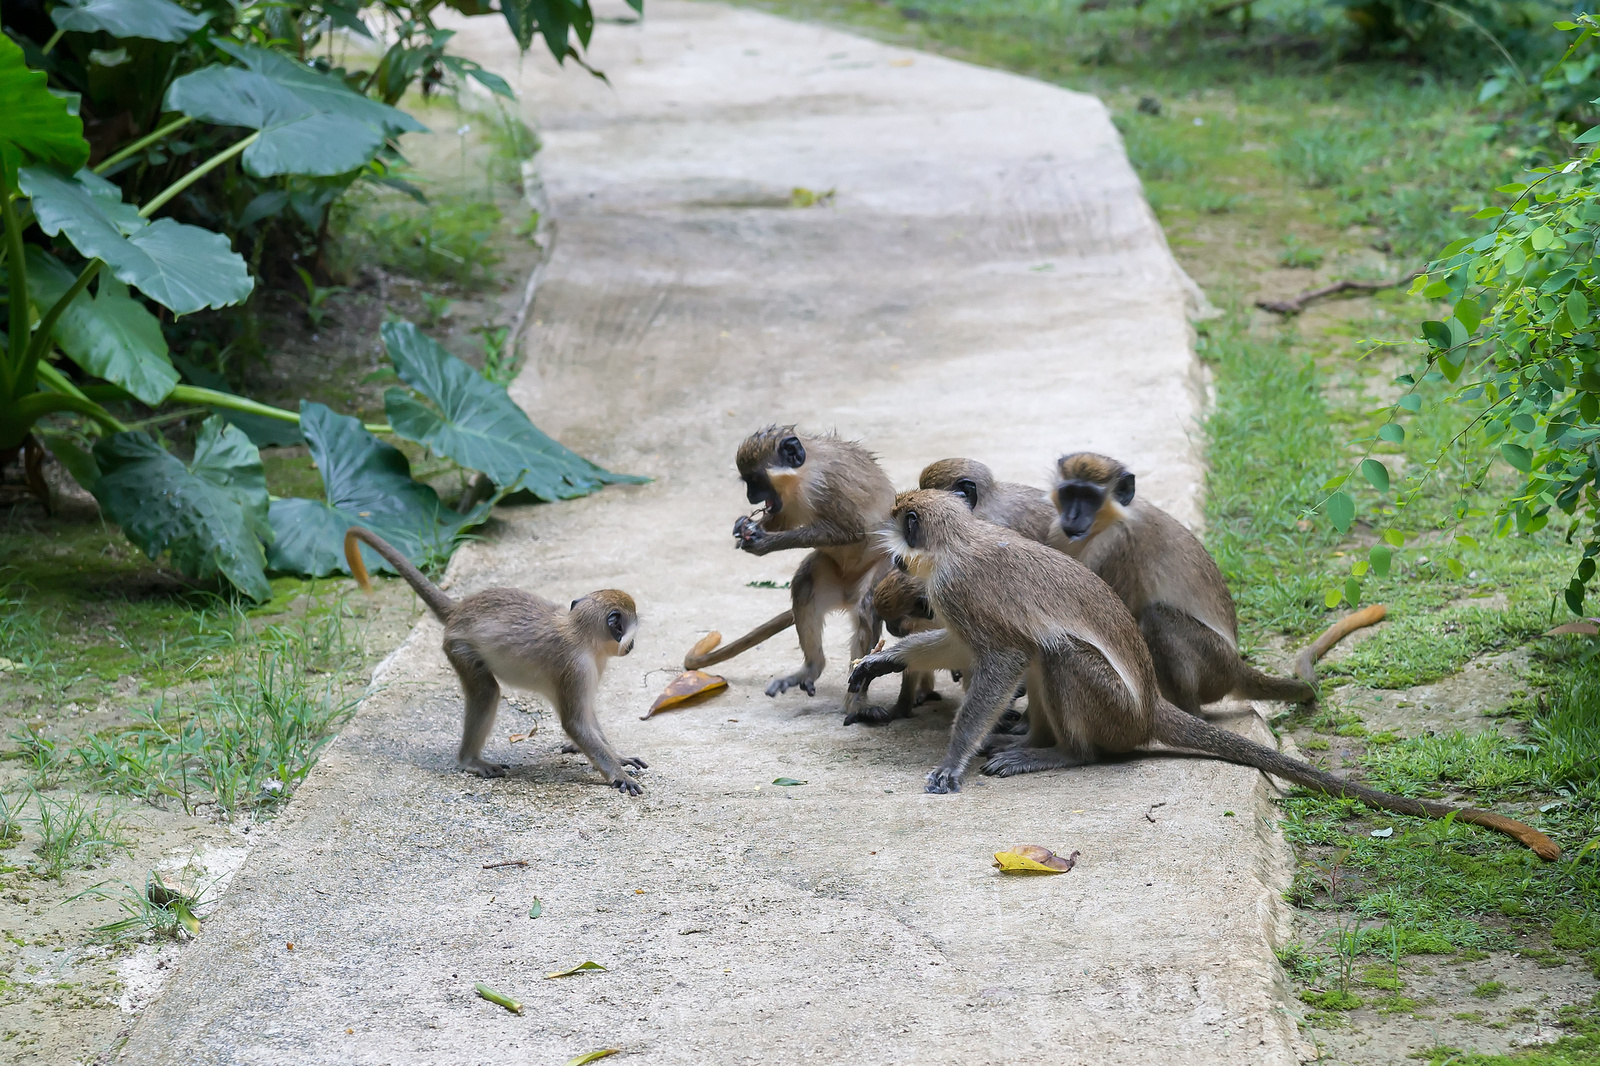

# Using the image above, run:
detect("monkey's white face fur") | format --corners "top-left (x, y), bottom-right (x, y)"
top-left (875, 522), bottom-right (934, 580)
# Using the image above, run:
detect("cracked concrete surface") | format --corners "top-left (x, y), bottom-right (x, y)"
top-left (121, 3), bottom-right (1310, 1061)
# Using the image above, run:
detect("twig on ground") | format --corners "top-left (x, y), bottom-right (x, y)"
top-left (482, 859), bottom-right (528, 870)
top-left (1256, 272), bottom-right (1421, 316)
top-left (1146, 801), bottom-right (1167, 824)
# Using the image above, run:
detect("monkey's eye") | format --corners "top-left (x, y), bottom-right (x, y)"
top-left (903, 510), bottom-right (920, 548)
top-left (952, 479), bottom-right (977, 508)
top-left (777, 436), bottom-right (806, 468)
top-left (606, 610), bottom-right (626, 642)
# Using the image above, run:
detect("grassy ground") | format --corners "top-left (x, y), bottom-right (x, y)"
top-left (738, 0), bottom-right (1598, 1060)
top-left (0, 92), bottom-right (540, 1064)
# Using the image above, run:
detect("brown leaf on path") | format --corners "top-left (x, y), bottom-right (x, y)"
top-left (993, 845), bottom-right (1080, 874)
top-left (641, 670), bottom-right (727, 719)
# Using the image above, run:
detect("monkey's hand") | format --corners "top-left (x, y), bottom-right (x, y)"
top-left (843, 702), bottom-right (912, 726)
top-left (847, 653), bottom-right (905, 693)
top-left (609, 773), bottom-right (644, 796)
top-left (924, 767), bottom-right (963, 794)
top-left (733, 515), bottom-right (775, 555)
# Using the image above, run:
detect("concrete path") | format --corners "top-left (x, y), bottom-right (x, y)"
top-left (123, 4), bottom-right (1307, 1062)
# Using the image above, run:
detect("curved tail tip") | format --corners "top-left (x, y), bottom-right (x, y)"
top-left (683, 631), bottom-right (722, 669)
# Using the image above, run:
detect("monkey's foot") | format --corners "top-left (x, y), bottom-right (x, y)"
top-left (993, 707), bottom-right (1027, 735)
top-left (924, 767), bottom-right (963, 794)
top-left (460, 756), bottom-right (508, 778)
top-left (620, 755), bottom-right (649, 769)
top-left (608, 774), bottom-right (644, 796)
top-left (559, 742), bottom-right (579, 754)
top-left (981, 747), bottom-right (1077, 777)
top-left (978, 733), bottom-right (1024, 756)
top-left (843, 703), bottom-right (911, 727)
top-left (765, 671), bottom-right (817, 697)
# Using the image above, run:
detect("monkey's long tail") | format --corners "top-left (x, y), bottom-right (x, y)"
top-left (1293, 604), bottom-right (1388, 685)
top-left (1150, 700), bottom-right (1560, 860)
top-left (343, 527), bottom-right (457, 623)
top-left (683, 610), bottom-right (794, 670)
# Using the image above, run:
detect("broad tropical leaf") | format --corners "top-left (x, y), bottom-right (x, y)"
top-left (92, 420), bottom-right (271, 600)
top-left (380, 320), bottom-right (645, 498)
top-left (0, 35), bottom-right (88, 184)
top-left (50, 0), bottom-right (208, 42)
top-left (165, 45), bottom-right (424, 178)
top-left (27, 247), bottom-right (177, 405)
top-left (266, 402), bottom-right (494, 578)
top-left (20, 165), bottom-right (253, 314)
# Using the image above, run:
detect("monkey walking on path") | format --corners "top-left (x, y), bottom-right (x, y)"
top-left (1049, 452), bottom-right (1384, 713)
top-left (848, 492), bottom-right (1560, 860)
top-left (344, 528), bottom-right (648, 793)
top-left (682, 426), bottom-right (896, 721)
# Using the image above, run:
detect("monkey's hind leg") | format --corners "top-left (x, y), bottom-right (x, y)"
top-left (1141, 604), bottom-right (1233, 715)
top-left (839, 577), bottom-right (887, 720)
top-left (766, 552), bottom-right (841, 698)
top-left (445, 640), bottom-right (507, 778)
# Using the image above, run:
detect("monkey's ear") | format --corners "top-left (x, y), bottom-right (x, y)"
top-left (1113, 472), bottom-right (1136, 506)
top-left (952, 479), bottom-right (978, 508)
top-left (777, 436), bottom-right (806, 468)
top-left (571, 598), bottom-right (582, 610)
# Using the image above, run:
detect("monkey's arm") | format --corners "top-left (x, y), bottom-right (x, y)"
top-left (927, 649), bottom-right (1029, 793)
top-left (734, 515), bottom-right (864, 556)
top-left (847, 629), bottom-right (968, 690)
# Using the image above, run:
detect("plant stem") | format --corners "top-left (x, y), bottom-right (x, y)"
top-left (1, 181), bottom-right (29, 400)
top-left (125, 408), bottom-right (209, 430)
top-left (41, 28), bottom-right (64, 54)
top-left (23, 260), bottom-right (102, 388)
top-left (139, 131), bottom-right (261, 219)
top-left (95, 116), bottom-right (195, 175)
top-left (167, 386), bottom-right (393, 434)
top-left (33, 362), bottom-right (129, 430)
top-left (14, 389), bottom-right (125, 435)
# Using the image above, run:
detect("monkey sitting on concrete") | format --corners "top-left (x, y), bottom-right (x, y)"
top-left (344, 528), bottom-right (647, 793)
top-left (919, 457), bottom-right (1055, 543)
top-left (1048, 452), bottom-right (1341, 714)
top-left (847, 492), bottom-right (1559, 860)
top-left (844, 568), bottom-right (945, 725)
top-left (682, 426), bottom-right (895, 721)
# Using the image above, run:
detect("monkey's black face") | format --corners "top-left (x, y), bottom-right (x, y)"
top-left (1055, 483), bottom-right (1104, 540)
top-left (950, 478), bottom-right (978, 509)
top-left (742, 470), bottom-right (781, 514)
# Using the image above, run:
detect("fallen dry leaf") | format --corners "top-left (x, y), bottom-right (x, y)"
top-left (546, 960), bottom-right (607, 979)
top-left (563, 1051), bottom-right (620, 1066)
top-left (508, 730), bottom-right (536, 744)
top-left (641, 670), bottom-right (728, 719)
top-left (993, 845), bottom-right (1080, 874)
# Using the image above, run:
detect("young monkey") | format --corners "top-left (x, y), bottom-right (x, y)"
top-left (919, 458), bottom-right (1055, 543)
top-left (683, 426), bottom-right (895, 720)
top-left (845, 568), bottom-right (944, 725)
top-left (848, 492), bottom-right (1559, 860)
top-left (1048, 452), bottom-right (1328, 714)
top-left (344, 528), bottom-right (648, 793)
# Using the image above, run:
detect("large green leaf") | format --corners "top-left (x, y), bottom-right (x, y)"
top-left (27, 247), bottom-right (177, 404)
top-left (380, 320), bottom-right (645, 499)
top-left (19, 165), bottom-right (253, 314)
top-left (0, 35), bottom-right (88, 184)
top-left (50, 0), bottom-right (208, 42)
top-left (92, 418), bottom-right (271, 600)
top-left (164, 45), bottom-right (424, 178)
top-left (266, 402), bottom-right (494, 578)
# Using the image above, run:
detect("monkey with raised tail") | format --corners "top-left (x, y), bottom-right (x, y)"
top-left (919, 457), bottom-right (1055, 543)
top-left (1048, 452), bottom-right (1362, 713)
top-left (847, 491), bottom-right (1559, 860)
top-left (682, 426), bottom-right (896, 721)
top-left (344, 528), bottom-right (648, 793)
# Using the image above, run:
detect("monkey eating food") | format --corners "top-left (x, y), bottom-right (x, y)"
top-left (682, 426), bottom-right (895, 721)
top-left (344, 527), bottom-right (648, 793)
top-left (847, 491), bottom-right (1559, 860)
top-left (1048, 452), bottom-right (1376, 713)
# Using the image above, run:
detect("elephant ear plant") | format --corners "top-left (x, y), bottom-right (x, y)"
top-left (1, 33), bottom-right (641, 601)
